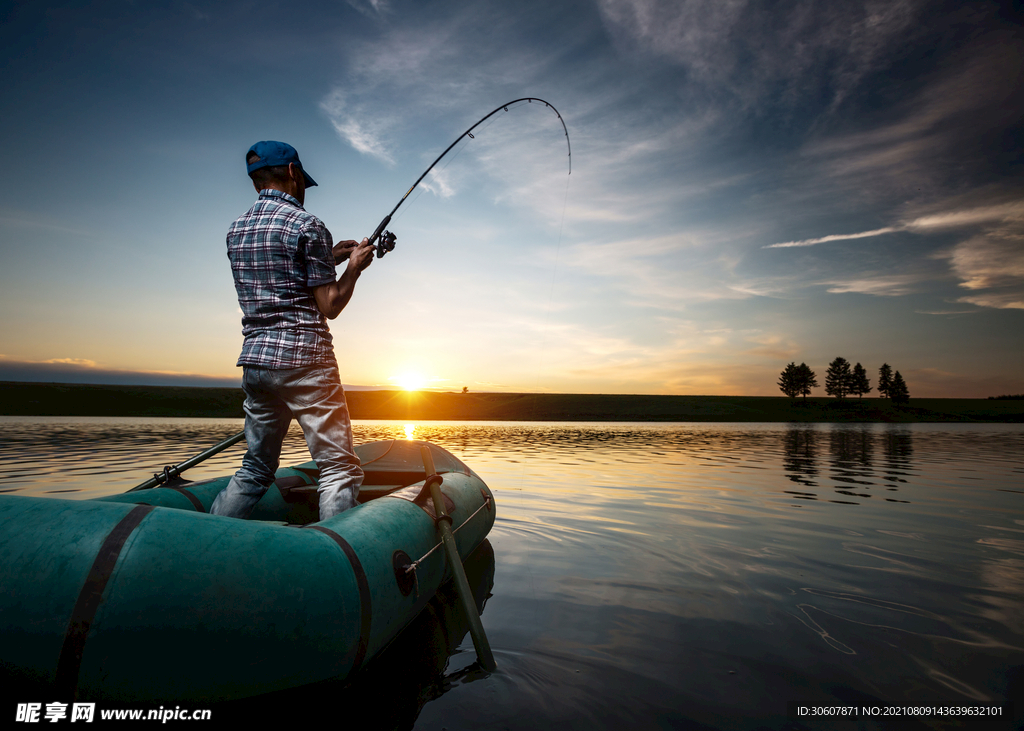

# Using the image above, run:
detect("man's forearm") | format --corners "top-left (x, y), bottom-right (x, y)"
top-left (314, 265), bottom-right (361, 319)
top-left (316, 238), bottom-right (373, 318)
top-left (333, 265), bottom-right (361, 314)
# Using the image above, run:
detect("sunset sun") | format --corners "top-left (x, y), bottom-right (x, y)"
top-left (392, 372), bottom-right (427, 391)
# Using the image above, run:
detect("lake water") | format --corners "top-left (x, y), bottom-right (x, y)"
top-left (1, 417), bottom-right (1022, 729)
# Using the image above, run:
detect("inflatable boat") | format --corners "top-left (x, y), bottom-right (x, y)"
top-left (0, 439), bottom-right (495, 702)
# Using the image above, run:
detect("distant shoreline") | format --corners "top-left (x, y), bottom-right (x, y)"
top-left (2, 382), bottom-right (1022, 423)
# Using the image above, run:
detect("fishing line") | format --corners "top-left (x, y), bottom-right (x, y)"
top-left (513, 156), bottom-right (572, 496)
top-left (359, 98), bottom-right (573, 504)
top-left (365, 97), bottom-right (571, 258)
top-left (392, 145), bottom-right (469, 221)
top-left (390, 112), bottom-right (505, 225)
top-left (390, 144), bottom-right (468, 224)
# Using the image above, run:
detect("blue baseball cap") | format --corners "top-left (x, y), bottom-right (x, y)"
top-left (245, 141), bottom-right (318, 187)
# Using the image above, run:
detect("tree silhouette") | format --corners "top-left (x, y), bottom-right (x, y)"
top-left (850, 362), bottom-right (872, 398)
top-left (890, 371), bottom-right (910, 405)
top-left (779, 362), bottom-right (818, 402)
top-left (778, 363), bottom-right (802, 400)
top-left (878, 363), bottom-right (893, 399)
top-left (797, 363), bottom-right (818, 401)
top-left (825, 357), bottom-right (852, 399)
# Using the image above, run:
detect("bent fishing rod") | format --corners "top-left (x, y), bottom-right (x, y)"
top-left (362, 97), bottom-right (571, 259)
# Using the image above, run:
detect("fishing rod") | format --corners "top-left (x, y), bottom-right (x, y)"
top-left (363, 97), bottom-right (571, 259)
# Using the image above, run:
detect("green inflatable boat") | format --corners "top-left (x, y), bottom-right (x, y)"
top-left (0, 439), bottom-right (495, 702)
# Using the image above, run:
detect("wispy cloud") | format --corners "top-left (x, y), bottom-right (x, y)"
top-left (315, 2), bottom-right (728, 235)
top-left (956, 292), bottom-right (1024, 310)
top-left (553, 232), bottom-right (755, 310)
top-left (823, 274), bottom-right (926, 297)
top-left (911, 202), bottom-right (1024, 231)
top-left (947, 232), bottom-right (1024, 291)
top-left (798, 41), bottom-right (1023, 196)
top-left (764, 201), bottom-right (1024, 248)
top-left (597, 0), bottom-right (922, 111)
top-left (914, 309), bottom-right (978, 316)
top-left (765, 227), bottom-right (900, 249)
top-left (319, 89), bottom-right (395, 164)
top-left (479, 313), bottom-right (808, 394)
top-left (0, 356), bottom-right (241, 387)
top-left (941, 228), bottom-right (1024, 310)
top-left (764, 198), bottom-right (1024, 308)
top-left (345, 0), bottom-right (390, 18)
top-left (418, 168), bottom-right (455, 199)
top-left (43, 357), bottom-right (97, 367)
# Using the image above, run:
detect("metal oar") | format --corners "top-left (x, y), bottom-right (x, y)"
top-left (420, 446), bottom-right (497, 672)
top-left (127, 430), bottom-right (246, 492)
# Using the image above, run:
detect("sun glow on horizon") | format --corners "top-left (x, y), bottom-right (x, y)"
top-left (392, 372), bottom-right (428, 391)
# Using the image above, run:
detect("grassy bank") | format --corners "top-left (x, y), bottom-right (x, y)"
top-left (2, 382), bottom-right (1023, 422)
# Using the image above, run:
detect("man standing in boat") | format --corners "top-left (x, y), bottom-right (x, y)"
top-left (211, 141), bottom-right (375, 520)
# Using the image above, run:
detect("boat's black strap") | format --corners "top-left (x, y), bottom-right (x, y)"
top-left (164, 487), bottom-right (205, 512)
top-left (55, 504), bottom-right (154, 698)
top-left (307, 526), bottom-right (372, 673)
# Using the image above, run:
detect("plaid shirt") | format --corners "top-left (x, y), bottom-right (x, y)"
top-left (228, 190), bottom-right (338, 368)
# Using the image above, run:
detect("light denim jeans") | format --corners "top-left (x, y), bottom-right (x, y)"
top-left (210, 364), bottom-right (363, 521)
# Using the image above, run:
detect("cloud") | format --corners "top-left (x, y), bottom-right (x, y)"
top-left (909, 202), bottom-right (1024, 231)
top-left (0, 356), bottom-right (241, 388)
top-left (914, 210), bottom-right (1024, 310)
top-left (765, 201), bottom-right (1024, 248)
top-left (823, 274), bottom-right (925, 297)
top-left (942, 229), bottom-right (1024, 310)
top-left (43, 357), bottom-right (97, 367)
top-left (947, 232), bottom-right (1024, 291)
top-left (552, 232), bottom-right (756, 310)
top-left (955, 292), bottom-right (1024, 310)
top-left (315, 2), bottom-right (729, 235)
top-left (317, 16), bottom-right (513, 164)
top-left (763, 199), bottom-right (1024, 308)
top-left (319, 89), bottom-right (395, 164)
top-left (750, 30), bottom-right (1024, 314)
top-left (472, 105), bottom-right (721, 228)
top-left (799, 40), bottom-right (1023, 196)
top-left (418, 168), bottom-right (455, 199)
top-left (596, 0), bottom-right (922, 110)
top-left (488, 313), bottom-right (807, 394)
top-left (765, 227), bottom-right (900, 249)
top-left (741, 333), bottom-right (802, 360)
top-left (345, 0), bottom-right (390, 18)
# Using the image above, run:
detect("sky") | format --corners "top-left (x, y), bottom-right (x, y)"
top-left (0, 0), bottom-right (1021, 397)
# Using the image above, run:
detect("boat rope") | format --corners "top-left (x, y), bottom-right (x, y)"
top-left (404, 493), bottom-right (493, 598)
top-left (358, 439), bottom-right (398, 467)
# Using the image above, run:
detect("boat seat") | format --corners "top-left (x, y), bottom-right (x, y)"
top-left (276, 473), bottom-right (416, 505)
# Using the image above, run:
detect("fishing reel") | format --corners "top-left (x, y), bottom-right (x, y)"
top-left (376, 230), bottom-right (397, 258)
